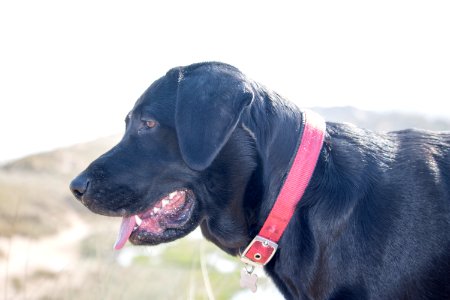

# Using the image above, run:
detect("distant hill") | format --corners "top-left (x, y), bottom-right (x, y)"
top-left (0, 135), bottom-right (119, 238)
top-left (3, 135), bottom-right (120, 176)
top-left (312, 106), bottom-right (450, 131)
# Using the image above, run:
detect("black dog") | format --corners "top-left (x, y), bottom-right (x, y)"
top-left (70, 62), bottom-right (450, 299)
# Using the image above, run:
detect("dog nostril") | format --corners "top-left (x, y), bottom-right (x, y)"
top-left (72, 188), bottom-right (84, 199)
top-left (70, 175), bottom-right (90, 200)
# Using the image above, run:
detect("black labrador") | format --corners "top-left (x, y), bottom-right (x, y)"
top-left (70, 62), bottom-right (450, 299)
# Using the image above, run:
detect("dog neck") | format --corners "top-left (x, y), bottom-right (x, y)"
top-left (240, 108), bottom-right (325, 267)
top-left (242, 85), bottom-right (309, 227)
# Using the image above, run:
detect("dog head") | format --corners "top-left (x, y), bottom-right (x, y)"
top-left (70, 62), bottom-right (259, 254)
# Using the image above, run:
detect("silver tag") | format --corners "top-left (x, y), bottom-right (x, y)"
top-left (240, 267), bottom-right (258, 292)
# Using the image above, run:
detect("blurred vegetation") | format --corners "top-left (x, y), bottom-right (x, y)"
top-left (0, 107), bottom-right (449, 299)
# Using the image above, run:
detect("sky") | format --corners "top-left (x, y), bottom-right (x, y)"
top-left (0, 0), bottom-right (449, 162)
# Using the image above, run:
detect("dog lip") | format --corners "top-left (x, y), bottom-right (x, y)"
top-left (117, 189), bottom-right (189, 217)
top-left (139, 189), bottom-right (188, 219)
top-left (118, 208), bottom-right (127, 216)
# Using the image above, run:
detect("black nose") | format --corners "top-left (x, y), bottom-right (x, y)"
top-left (70, 174), bottom-right (90, 200)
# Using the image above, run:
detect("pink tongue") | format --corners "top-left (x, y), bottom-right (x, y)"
top-left (114, 216), bottom-right (136, 250)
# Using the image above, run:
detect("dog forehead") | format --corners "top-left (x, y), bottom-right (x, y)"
top-left (131, 74), bottom-right (178, 117)
top-left (130, 81), bottom-right (177, 126)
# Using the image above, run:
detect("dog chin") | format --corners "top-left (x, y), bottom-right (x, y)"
top-left (128, 225), bottom-right (196, 246)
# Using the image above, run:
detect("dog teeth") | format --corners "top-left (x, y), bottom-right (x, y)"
top-left (169, 192), bottom-right (177, 200)
top-left (162, 199), bottom-right (170, 207)
top-left (153, 207), bottom-right (160, 213)
top-left (135, 215), bottom-right (142, 226)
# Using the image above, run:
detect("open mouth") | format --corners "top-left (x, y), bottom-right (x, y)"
top-left (113, 189), bottom-right (195, 250)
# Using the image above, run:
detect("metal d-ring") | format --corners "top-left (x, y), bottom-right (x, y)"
top-left (244, 264), bottom-right (255, 274)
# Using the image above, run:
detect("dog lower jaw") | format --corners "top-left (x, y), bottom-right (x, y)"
top-left (114, 189), bottom-right (197, 249)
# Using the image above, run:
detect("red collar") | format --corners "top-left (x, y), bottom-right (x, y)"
top-left (240, 110), bottom-right (326, 266)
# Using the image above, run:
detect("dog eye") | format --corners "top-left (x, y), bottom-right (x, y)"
top-left (145, 120), bottom-right (158, 128)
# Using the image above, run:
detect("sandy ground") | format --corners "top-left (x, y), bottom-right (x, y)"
top-left (0, 214), bottom-right (284, 299)
top-left (0, 213), bottom-right (88, 298)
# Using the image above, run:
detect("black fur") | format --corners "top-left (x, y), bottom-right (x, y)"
top-left (70, 62), bottom-right (450, 299)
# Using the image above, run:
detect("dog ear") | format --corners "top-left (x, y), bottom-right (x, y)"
top-left (175, 64), bottom-right (254, 171)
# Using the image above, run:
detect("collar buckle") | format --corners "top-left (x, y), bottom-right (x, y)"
top-left (240, 235), bottom-right (278, 267)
